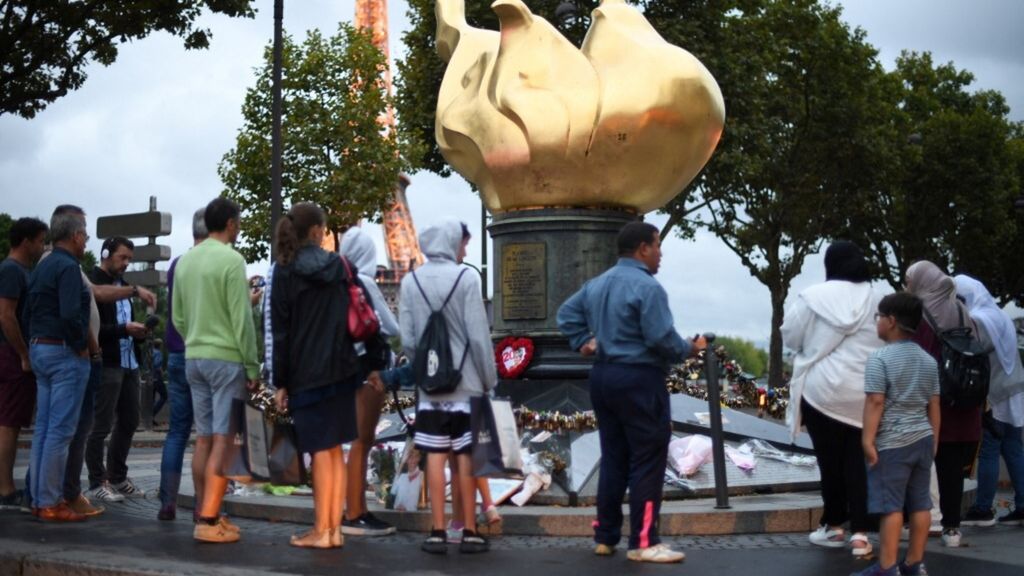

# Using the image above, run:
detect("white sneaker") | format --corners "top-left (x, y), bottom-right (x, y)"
top-left (111, 478), bottom-right (145, 498)
top-left (89, 482), bottom-right (126, 503)
top-left (808, 525), bottom-right (846, 548)
top-left (627, 544), bottom-right (686, 563)
top-left (941, 528), bottom-right (961, 548)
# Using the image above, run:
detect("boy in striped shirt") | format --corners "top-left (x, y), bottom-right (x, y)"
top-left (855, 293), bottom-right (940, 576)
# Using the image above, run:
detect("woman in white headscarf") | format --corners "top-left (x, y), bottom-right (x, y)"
top-left (339, 227), bottom-right (400, 536)
top-left (905, 261), bottom-right (983, 547)
top-left (955, 274), bottom-right (1024, 527)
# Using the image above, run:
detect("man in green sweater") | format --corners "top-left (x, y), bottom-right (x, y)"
top-left (172, 197), bottom-right (259, 544)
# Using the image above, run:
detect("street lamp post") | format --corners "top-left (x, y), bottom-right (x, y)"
top-left (270, 0), bottom-right (284, 260)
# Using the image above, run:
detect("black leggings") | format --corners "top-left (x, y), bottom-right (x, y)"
top-left (935, 441), bottom-right (978, 529)
top-left (802, 399), bottom-right (877, 533)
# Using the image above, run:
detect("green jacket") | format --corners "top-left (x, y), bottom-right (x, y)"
top-left (172, 238), bottom-right (259, 379)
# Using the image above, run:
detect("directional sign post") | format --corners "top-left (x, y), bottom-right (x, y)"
top-left (96, 197), bottom-right (172, 431)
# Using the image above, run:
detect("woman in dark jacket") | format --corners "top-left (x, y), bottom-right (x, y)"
top-left (271, 202), bottom-right (362, 548)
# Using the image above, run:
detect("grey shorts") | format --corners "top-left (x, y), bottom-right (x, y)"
top-left (867, 435), bottom-right (934, 514)
top-left (185, 358), bottom-right (245, 437)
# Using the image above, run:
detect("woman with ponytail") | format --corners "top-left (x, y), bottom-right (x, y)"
top-left (270, 202), bottom-right (362, 548)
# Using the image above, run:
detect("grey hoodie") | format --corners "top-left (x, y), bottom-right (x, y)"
top-left (340, 228), bottom-right (400, 337)
top-left (399, 219), bottom-right (496, 401)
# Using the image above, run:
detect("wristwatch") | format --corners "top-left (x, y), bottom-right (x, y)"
top-left (131, 285), bottom-right (139, 298)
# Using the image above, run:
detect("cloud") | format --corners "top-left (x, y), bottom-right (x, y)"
top-left (1, 0), bottom-right (1020, 350)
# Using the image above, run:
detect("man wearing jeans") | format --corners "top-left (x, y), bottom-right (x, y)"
top-left (25, 205), bottom-right (92, 522)
top-left (0, 217), bottom-right (47, 511)
top-left (157, 207), bottom-right (207, 521)
top-left (86, 236), bottom-right (149, 501)
top-left (173, 198), bottom-right (259, 543)
top-left (558, 222), bottom-right (704, 563)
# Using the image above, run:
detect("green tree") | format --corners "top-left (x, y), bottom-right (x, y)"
top-left (716, 335), bottom-right (768, 378)
top-left (647, 0), bottom-right (891, 389)
top-left (0, 0), bottom-right (255, 118)
top-left (80, 249), bottom-right (96, 274)
top-left (0, 213), bottom-right (11, 256)
top-left (843, 52), bottom-right (1022, 305)
top-left (219, 24), bottom-right (410, 262)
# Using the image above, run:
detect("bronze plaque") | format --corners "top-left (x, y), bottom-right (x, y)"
top-left (501, 243), bottom-right (546, 320)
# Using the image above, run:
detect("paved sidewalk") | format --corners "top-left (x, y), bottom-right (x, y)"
top-left (5, 448), bottom-right (1024, 575)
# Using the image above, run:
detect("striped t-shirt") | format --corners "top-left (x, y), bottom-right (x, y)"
top-left (864, 340), bottom-right (940, 450)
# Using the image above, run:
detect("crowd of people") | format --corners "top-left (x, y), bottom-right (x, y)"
top-left (1, 203), bottom-right (1022, 570)
top-left (783, 241), bottom-right (1024, 576)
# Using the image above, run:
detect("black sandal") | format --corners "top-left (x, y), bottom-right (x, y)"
top-left (421, 529), bottom-right (448, 554)
top-left (459, 530), bottom-right (490, 554)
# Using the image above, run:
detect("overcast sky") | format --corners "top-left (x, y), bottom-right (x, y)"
top-left (1, 0), bottom-right (1021, 346)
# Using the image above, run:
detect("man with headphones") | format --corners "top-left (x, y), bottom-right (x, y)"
top-left (85, 236), bottom-right (150, 502)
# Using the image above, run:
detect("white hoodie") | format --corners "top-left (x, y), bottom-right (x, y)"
top-left (781, 280), bottom-right (883, 441)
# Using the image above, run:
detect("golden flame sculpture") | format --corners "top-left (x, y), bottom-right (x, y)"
top-left (435, 0), bottom-right (725, 214)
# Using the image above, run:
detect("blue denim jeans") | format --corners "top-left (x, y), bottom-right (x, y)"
top-left (63, 359), bottom-right (102, 501)
top-left (972, 419), bottom-right (1024, 511)
top-left (158, 353), bottom-right (193, 507)
top-left (28, 344), bottom-right (89, 508)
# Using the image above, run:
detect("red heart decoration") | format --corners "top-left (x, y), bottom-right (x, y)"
top-left (495, 336), bottom-right (535, 379)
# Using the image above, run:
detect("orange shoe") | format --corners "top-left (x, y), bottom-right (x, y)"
top-left (37, 502), bottom-right (87, 523)
top-left (67, 494), bottom-right (105, 517)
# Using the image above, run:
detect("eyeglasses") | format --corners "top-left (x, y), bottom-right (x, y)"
top-left (873, 313), bottom-right (890, 321)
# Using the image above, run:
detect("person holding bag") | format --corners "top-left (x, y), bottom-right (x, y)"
top-left (399, 220), bottom-right (496, 555)
top-left (270, 202), bottom-right (364, 549)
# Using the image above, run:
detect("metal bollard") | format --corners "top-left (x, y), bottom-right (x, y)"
top-left (703, 333), bottom-right (731, 509)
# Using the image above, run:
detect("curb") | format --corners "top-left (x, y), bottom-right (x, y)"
top-left (177, 491), bottom-right (827, 536)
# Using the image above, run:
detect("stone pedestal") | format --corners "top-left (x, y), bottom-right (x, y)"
top-left (489, 207), bottom-right (637, 381)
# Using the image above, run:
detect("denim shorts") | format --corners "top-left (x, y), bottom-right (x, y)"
top-left (185, 359), bottom-right (245, 437)
top-left (867, 435), bottom-right (934, 514)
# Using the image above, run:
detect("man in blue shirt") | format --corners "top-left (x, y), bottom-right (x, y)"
top-left (25, 205), bottom-right (92, 522)
top-left (558, 221), bottom-right (705, 563)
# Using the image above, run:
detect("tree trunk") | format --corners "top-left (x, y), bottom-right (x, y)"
top-left (768, 287), bottom-right (787, 391)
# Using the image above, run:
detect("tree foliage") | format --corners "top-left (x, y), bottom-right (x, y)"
top-left (0, 0), bottom-right (255, 118)
top-left (219, 24), bottom-right (409, 262)
top-left (646, 0), bottom-right (890, 389)
top-left (716, 335), bottom-right (768, 378)
top-left (842, 52), bottom-right (1023, 305)
top-left (0, 213), bottom-right (11, 257)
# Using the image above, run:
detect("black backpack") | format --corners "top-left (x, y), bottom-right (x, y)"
top-left (923, 307), bottom-right (991, 408)
top-left (412, 269), bottom-right (470, 395)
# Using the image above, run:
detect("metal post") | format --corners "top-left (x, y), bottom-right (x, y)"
top-left (480, 203), bottom-right (488, 299)
top-left (139, 196), bottom-right (157, 431)
top-left (269, 0), bottom-right (284, 260)
top-left (704, 333), bottom-right (731, 509)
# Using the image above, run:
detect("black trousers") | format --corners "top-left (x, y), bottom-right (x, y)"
top-left (935, 440), bottom-right (978, 529)
top-left (590, 362), bottom-right (671, 550)
top-left (802, 399), bottom-right (876, 533)
top-left (86, 367), bottom-right (140, 488)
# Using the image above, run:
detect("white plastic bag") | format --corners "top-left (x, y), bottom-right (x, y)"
top-left (669, 435), bottom-right (713, 476)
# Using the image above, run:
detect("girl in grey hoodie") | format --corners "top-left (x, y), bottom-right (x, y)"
top-left (339, 228), bottom-right (401, 536)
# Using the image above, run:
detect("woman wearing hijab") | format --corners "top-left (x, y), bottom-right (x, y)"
top-left (905, 261), bottom-right (983, 547)
top-left (782, 241), bottom-right (882, 556)
top-left (339, 227), bottom-right (401, 537)
top-left (955, 274), bottom-right (1024, 527)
